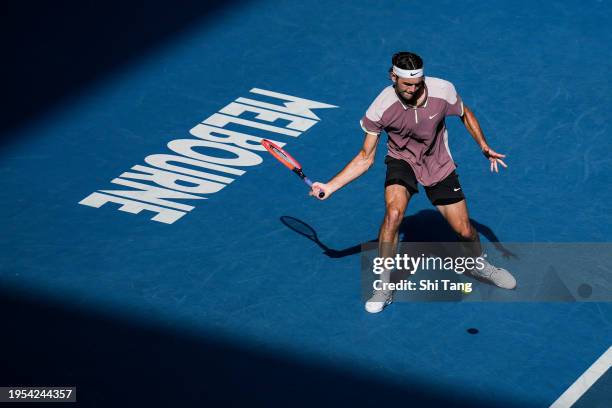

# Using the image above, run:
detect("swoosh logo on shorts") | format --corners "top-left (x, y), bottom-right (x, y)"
top-left (453, 187), bottom-right (461, 191)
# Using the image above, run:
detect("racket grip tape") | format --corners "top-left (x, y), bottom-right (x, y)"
top-left (304, 177), bottom-right (325, 198)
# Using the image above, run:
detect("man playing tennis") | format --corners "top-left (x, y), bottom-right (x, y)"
top-left (310, 51), bottom-right (516, 313)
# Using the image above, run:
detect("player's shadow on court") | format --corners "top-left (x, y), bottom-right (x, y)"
top-left (280, 210), bottom-right (516, 259)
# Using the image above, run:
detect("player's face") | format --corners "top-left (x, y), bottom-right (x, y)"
top-left (393, 75), bottom-right (425, 101)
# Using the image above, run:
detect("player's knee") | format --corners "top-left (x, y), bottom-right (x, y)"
top-left (384, 207), bottom-right (404, 229)
top-left (457, 222), bottom-right (474, 241)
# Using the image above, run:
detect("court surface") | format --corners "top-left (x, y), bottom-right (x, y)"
top-left (1, 0), bottom-right (611, 406)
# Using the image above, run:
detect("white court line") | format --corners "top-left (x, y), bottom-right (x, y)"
top-left (550, 346), bottom-right (612, 408)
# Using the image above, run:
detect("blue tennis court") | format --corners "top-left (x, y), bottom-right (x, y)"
top-left (1, 0), bottom-right (610, 406)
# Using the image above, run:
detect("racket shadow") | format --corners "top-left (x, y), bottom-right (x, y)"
top-left (280, 216), bottom-right (366, 258)
top-left (280, 210), bottom-right (517, 259)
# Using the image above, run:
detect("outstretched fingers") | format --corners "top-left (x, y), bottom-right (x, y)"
top-left (489, 158), bottom-right (508, 173)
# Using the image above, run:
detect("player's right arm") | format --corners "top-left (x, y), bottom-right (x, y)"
top-left (310, 132), bottom-right (379, 200)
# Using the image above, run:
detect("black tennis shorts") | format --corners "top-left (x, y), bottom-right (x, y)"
top-left (384, 156), bottom-right (465, 206)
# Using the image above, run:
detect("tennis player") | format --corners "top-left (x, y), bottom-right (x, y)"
top-left (310, 52), bottom-right (516, 313)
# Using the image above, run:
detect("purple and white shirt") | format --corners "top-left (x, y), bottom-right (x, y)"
top-left (360, 77), bottom-right (464, 186)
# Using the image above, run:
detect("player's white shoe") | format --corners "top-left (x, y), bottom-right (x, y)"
top-left (365, 290), bottom-right (393, 313)
top-left (469, 256), bottom-right (516, 289)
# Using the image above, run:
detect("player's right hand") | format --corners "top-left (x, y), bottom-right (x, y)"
top-left (310, 182), bottom-right (332, 200)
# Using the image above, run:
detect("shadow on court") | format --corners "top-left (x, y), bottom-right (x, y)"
top-left (1, 288), bottom-right (525, 407)
top-left (281, 209), bottom-right (516, 258)
top-left (0, 0), bottom-right (249, 141)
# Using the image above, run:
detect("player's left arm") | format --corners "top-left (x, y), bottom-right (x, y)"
top-left (460, 105), bottom-right (508, 173)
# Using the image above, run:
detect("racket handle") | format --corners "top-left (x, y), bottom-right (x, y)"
top-left (304, 177), bottom-right (326, 198)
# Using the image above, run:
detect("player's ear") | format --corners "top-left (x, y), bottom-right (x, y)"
top-left (390, 72), bottom-right (397, 84)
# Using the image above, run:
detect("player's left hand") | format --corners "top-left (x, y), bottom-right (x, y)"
top-left (482, 146), bottom-right (508, 173)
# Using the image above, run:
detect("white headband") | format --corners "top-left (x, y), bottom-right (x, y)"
top-left (392, 65), bottom-right (424, 78)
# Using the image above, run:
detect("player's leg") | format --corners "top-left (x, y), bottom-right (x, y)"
top-left (366, 157), bottom-right (417, 313)
top-left (436, 199), bottom-right (516, 289)
top-left (423, 171), bottom-right (480, 254)
top-left (435, 198), bottom-right (482, 258)
top-left (426, 172), bottom-right (516, 289)
top-left (378, 184), bottom-right (411, 261)
top-left (366, 184), bottom-right (411, 313)
top-left (378, 156), bottom-right (418, 252)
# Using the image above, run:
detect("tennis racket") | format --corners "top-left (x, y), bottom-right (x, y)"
top-left (261, 139), bottom-right (325, 198)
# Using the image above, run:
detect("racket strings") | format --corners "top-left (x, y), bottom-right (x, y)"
top-left (271, 146), bottom-right (299, 168)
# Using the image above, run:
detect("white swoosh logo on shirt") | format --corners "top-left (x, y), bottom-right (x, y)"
top-left (429, 113), bottom-right (439, 120)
